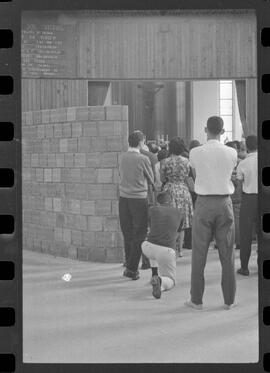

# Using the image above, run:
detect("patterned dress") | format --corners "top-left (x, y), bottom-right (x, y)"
top-left (160, 155), bottom-right (193, 229)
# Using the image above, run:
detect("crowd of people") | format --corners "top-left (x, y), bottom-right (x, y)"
top-left (118, 116), bottom-right (258, 310)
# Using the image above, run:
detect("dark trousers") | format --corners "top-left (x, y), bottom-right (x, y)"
top-left (119, 197), bottom-right (148, 272)
top-left (191, 196), bottom-right (236, 305)
top-left (239, 193), bottom-right (258, 270)
top-left (183, 228), bottom-right (192, 249)
top-left (184, 193), bottom-right (197, 250)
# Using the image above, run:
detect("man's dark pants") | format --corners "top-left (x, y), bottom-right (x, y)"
top-left (191, 195), bottom-right (236, 306)
top-left (119, 197), bottom-right (148, 272)
top-left (239, 193), bottom-right (258, 270)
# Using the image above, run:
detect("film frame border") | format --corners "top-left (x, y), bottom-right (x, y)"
top-left (0, 1), bottom-right (21, 372)
top-left (0, 0), bottom-right (269, 372)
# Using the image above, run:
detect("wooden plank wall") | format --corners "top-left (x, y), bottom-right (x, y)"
top-left (246, 78), bottom-right (258, 136)
top-left (111, 81), bottom-right (144, 134)
top-left (22, 10), bottom-right (256, 80)
top-left (22, 79), bottom-right (88, 112)
top-left (76, 11), bottom-right (256, 80)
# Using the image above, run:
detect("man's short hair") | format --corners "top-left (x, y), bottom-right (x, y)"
top-left (245, 135), bottom-right (257, 152)
top-left (156, 191), bottom-right (171, 204)
top-left (207, 116), bottom-right (224, 135)
top-left (128, 131), bottom-right (144, 147)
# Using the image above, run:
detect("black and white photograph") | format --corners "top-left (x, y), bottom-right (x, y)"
top-left (21, 9), bottom-right (258, 363)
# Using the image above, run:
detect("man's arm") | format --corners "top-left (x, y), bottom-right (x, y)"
top-left (142, 156), bottom-right (154, 187)
top-left (148, 152), bottom-right (157, 184)
top-left (141, 149), bottom-right (157, 184)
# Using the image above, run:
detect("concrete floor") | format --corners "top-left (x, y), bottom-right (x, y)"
top-left (23, 246), bottom-right (258, 363)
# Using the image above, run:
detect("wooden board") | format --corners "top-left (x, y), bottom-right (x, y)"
top-left (22, 79), bottom-right (88, 111)
top-left (22, 10), bottom-right (256, 80)
top-left (76, 11), bottom-right (257, 79)
top-left (22, 14), bottom-right (77, 78)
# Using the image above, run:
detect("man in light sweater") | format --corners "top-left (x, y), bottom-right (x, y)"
top-left (187, 116), bottom-right (238, 310)
top-left (119, 131), bottom-right (154, 280)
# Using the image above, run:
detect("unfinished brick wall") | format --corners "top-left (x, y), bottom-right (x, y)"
top-left (22, 105), bottom-right (128, 262)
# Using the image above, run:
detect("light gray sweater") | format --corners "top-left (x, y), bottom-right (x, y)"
top-left (119, 150), bottom-right (154, 198)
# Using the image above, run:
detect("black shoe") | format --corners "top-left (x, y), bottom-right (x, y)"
top-left (235, 245), bottom-right (240, 250)
top-left (123, 269), bottom-right (140, 280)
top-left (237, 268), bottom-right (249, 276)
top-left (131, 271), bottom-right (140, 280)
top-left (151, 275), bottom-right (162, 299)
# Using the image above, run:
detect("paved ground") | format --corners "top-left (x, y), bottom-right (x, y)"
top-left (23, 246), bottom-right (258, 363)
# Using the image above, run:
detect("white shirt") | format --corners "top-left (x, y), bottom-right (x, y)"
top-left (189, 139), bottom-right (237, 195)
top-left (236, 152), bottom-right (258, 194)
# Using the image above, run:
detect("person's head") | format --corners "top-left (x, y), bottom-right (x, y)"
top-left (159, 142), bottom-right (168, 151)
top-left (128, 131), bottom-right (145, 149)
top-left (156, 191), bottom-right (172, 205)
top-left (168, 137), bottom-right (188, 156)
top-left (148, 142), bottom-right (159, 154)
top-left (233, 141), bottom-right (241, 151)
top-left (225, 141), bottom-right (237, 150)
top-left (157, 149), bottom-right (168, 162)
top-left (205, 116), bottom-right (224, 140)
top-left (189, 139), bottom-right (201, 151)
top-left (245, 135), bottom-right (257, 153)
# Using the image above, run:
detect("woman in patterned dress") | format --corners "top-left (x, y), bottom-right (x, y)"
top-left (160, 137), bottom-right (193, 256)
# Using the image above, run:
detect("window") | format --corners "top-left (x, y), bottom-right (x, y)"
top-left (88, 82), bottom-right (111, 106)
top-left (219, 80), bottom-right (233, 143)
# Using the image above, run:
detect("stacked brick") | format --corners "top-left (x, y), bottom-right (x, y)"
top-left (22, 105), bottom-right (128, 262)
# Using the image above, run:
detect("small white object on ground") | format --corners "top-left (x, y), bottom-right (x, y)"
top-left (62, 273), bottom-right (72, 282)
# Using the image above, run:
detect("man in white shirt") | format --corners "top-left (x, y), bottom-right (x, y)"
top-left (236, 135), bottom-right (258, 276)
top-left (186, 116), bottom-right (238, 310)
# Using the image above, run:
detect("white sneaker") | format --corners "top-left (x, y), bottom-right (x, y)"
top-left (185, 299), bottom-right (203, 310)
top-left (223, 302), bottom-right (238, 310)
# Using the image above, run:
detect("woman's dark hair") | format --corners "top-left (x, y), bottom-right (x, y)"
top-left (168, 137), bottom-right (188, 156)
top-left (226, 141), bottom-right (237, 150)
top-left (157, 149), bottom-right (168, 162)
top-left (233, 140), bottom-right (241, 151)
top-left (128, 131), bottom-right (144, 147)
top-left (189, 139), bottom-right (201, 150)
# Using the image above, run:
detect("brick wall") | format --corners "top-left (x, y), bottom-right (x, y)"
top-left (22, 105), bottom-right (128, 262)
